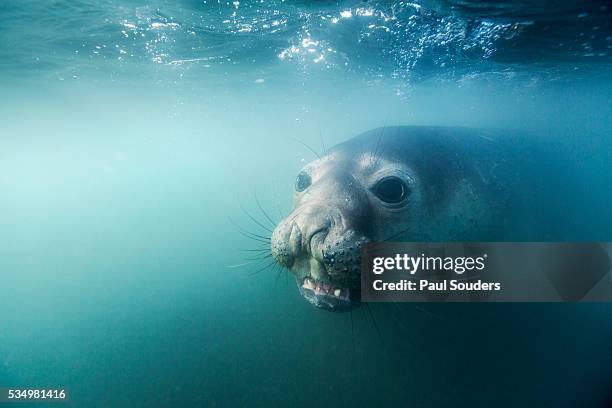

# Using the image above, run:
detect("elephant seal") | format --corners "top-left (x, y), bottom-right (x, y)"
top-left (270, 126), bottom-right (607, 310)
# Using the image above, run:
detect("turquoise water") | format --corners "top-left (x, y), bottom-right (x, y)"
top-left (1, 1), bottom-right (612, 406)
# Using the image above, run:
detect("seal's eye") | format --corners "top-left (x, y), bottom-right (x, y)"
top-left (295, 171), bottom-right (311, 192)
top-left (372, 176), bottom-right (409, 204)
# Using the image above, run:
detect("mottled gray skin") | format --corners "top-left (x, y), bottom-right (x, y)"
top-left (270, 126), bottom-right (597, 308)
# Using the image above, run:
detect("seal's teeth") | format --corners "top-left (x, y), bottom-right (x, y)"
top-left (303, 278), bottom-right (315, 290)
top-left (302, 277), bottom-right (350, 301)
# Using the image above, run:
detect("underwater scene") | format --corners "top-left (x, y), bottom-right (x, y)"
top-left (1, 0), bottom-right (611, 406)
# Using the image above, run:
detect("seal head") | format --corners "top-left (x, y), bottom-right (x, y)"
top-left (271, 126), bottom-right (609, 309)
top-left (272, 127), bottom-right (448, 310)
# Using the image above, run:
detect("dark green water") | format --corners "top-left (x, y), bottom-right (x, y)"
top-left (1, 1), bottom-right (611, 407)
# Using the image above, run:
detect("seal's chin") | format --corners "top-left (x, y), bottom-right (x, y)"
top-left (297, 277), bottom-right (352, 311)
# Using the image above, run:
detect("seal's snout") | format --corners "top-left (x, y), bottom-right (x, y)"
top-left (271, 203), bottom-right (369, 310)
top-left (270, 166), bottom-right (372, 310)
top-left (271, 220), bottom-right (301, 268)
top-left (271, 210), bottom-right (331, 267)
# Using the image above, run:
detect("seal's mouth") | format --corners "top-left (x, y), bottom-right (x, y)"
top-left (297, 277), bottom-right (352, 310)
top-left (271, 216), bottom-right (368, 310)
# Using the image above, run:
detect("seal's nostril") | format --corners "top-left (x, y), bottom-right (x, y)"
top-left (288, 223), bottom-right (303, 256)
top-left (307, 226), bottom-right (330, 260)
top-left (308, 227), bottom-right (328, 244)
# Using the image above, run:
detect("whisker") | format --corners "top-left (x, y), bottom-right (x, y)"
top-left (227, 251), bottom-right (274, 269)
top-left (382, 227), bottom-right (411, 242)
top-left (248, 259), bottom-right (278, 277)
top-left (239, 201), bottom-right (274, 234)
top-left (272, 181), bottom-right (286, 220)
top-left (287, 207), bottom-right (305, 224)
top-left (235, 229), bottom-right (271, 244)
top-left (228, 217), bottom-right (271, 242)
top-left (274, 264), bottom-right (284, 285)
top-left (244, 254), bottom-right (272, 262)
top-left (371, 134), bottom-right (382, 166)
top-left (372, 123), bottom-right (388, 168)
top-left (289, 137), bottom-right (321, 160)
top-left (390, 302), bottom-right (414, 332)
top-left (365, 302), bottom-right (387, 353)
top-left (350, 303), bottom-right (355, 355)
top-left (239, 233), bottom-right (270, 244)
top-left (318, 125), bottom-right (326, 154)
top-left (238, 242), bottom-right (270, 249)
top-left (254, 190), bottom-right (277, 227)
top-left (374, 139), bottom-right (387, 169)
top-left (226, 261), bottom-right (259, 269)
